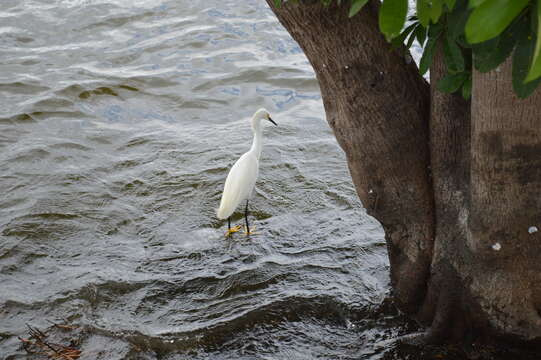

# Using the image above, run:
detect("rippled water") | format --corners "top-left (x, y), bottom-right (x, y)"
top-left (0, 0), bottom-right (432, 358)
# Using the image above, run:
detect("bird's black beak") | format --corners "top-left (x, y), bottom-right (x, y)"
top-left (268, 117), bottom-right (277, 126)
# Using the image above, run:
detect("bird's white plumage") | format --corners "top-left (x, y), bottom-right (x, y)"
top-left (217, 108), bottom-right (275, 221)
top-left (217, 152), bottom-right (259, 219)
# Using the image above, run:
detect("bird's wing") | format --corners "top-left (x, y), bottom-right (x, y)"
top-left (217, 153), bottom-right (259, 219)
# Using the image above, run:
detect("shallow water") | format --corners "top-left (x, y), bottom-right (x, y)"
top-left (0, 1), bottom-right (522, 359)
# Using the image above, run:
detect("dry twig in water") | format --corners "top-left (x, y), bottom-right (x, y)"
top-left (19, 323), bottom-right (81, 360)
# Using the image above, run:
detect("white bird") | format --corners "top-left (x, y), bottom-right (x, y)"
top-left (217, 108), bottom-right (277, 237)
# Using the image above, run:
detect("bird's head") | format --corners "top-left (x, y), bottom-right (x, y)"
top-left (252, 108), bottom-right (277, 129)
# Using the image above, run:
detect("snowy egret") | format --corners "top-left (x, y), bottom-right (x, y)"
top-left (217, 108), bottom-right (277, 237)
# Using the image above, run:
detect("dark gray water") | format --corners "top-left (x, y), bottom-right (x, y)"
top-left (0, 0), bottom-right (432, 358)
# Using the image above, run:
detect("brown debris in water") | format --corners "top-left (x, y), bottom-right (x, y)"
top-left (19, 323), bottom-right (81, 360)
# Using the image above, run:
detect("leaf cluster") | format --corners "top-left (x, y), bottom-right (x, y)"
top-left (273, 0), bottom-right (541, 98)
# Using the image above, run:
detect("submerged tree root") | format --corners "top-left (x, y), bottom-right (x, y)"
top-left (19, 323), bottom-right (81, 360)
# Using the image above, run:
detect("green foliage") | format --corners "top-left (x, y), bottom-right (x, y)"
top-left (525, 0), bottom-right (541, 81)
top-left (445, 0), bottom-right (456, 10)
top-left (461, 74), bottom-right (472, 98)
top-left (417, 0), bottom-right (431, 27)
top-left (419, 23), bottom-right (443, 75)
top-left (437, 72), bottom-right (468, 92)
top-left (270, 0), bottom-right (541, 97)
top-left (386, 0), bottom-right (540, 98)
top-left (348, 0), bottom-right (369, 17)
top-left (472, 16), bottom-right (526, 72)
top-left (391, 22), bottom-right (417, 48)
top-left (443, 33), bottom-right (465, 72)
top-left (512, 22), bottom-right (541, 97)
top-left (379, 0), bottom-right (409, 40)
top-left (469, 0), bottom-right (488, 6)
top-left (465, 0), bottom-right (529, 44)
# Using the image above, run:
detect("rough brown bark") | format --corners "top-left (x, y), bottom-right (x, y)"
top-left (469, 57), bottom-right (541, 340)
top-left (266, 0), bottom-right (435, 314)
top-left (421, 42), bottom-right (471, 341)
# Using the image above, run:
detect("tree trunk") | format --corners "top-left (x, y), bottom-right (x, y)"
top-left (468, 57), bottom-right (541, 340)
top-left (266, 0), bottom-right (541, 345)
top-left (419, 41), bottom-right (472, 341)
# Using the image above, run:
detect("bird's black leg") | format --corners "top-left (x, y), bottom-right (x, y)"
top-left (244, 199), bottom-right (250, 234)
top-left (224, 216), bottom-right (241, 237)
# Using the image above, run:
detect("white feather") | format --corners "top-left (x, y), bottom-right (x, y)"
top-left (217, 152), bottom-right (259, 219)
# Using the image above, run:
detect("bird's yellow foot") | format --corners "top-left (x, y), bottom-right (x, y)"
top-left (225, 225), bottom-right (242, 237)
top-left (244, 225), bottom-right (257, 236)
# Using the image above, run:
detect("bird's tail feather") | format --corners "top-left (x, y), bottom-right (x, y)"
top-left (216, 201), bottom-right (231, 219)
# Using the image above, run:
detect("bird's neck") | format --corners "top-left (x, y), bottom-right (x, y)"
top-left (249, 124), bottom-right (263, 159)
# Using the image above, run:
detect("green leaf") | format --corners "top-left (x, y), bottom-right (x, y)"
top-left (391, 23), bottom-right (418, 48)
top-left (437, 72), bottom-right (468, 93)
top-left (469, 0), bottom-right (489, 7)
top-left (430, 0), bottom-right (444, 23)
top-left (349, 0), bottom-right (369, 18)
top-left (513, 28), bottom-right (541, 98)
top-left (274, 0), bottom-right (281, 8)
top-left (473, 37), bottom-right (502, 71)
top-left (419, 24), bottom-right (443, 74)
top-left (462, 75), bottom-right (472, 98)
top-left (445, 0), bottom-right (457, 11)
top-left (379, 0), bottom-right (409, 40)
top-left (525, 0), bottom-right (541, 82)
top-left (465, 0), bottom-right (529, 44)
top-left (417, 0), bottom-right (431, 27)
top-left (443, 34), bottom-right (465, 72)
top-left (406, 25), bottom-right (420, 48)
top-left (447, 0), bottom-right (470, 40)
top-left (473, 16), bottom-right (527, 72)
top-left (415, 25), bottom-right (428, 47)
